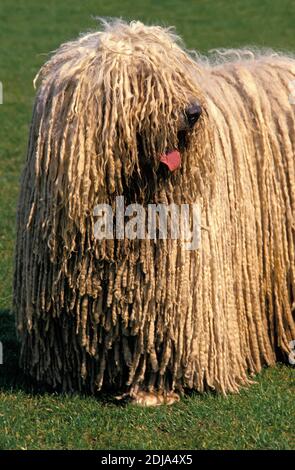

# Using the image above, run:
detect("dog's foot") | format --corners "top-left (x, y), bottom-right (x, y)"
top-left (116, 390), bottom-right (180, 406)
top-left (132, 391), bottom-right (180, 406)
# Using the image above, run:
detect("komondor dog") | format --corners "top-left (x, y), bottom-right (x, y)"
top-left (14, 20), bottom-right (295, 405)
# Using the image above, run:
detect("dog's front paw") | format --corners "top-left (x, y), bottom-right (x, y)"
top-left (115, 390), bottom-right (180, 406)
top-left (130, 390), bottom-right (180, 407)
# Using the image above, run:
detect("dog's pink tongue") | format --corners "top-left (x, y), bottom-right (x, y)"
top-left (159, 150), bottom-right (181, 171)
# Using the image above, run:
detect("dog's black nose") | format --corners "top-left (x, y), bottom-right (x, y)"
top-left (186, 103), bottom-right (202, 125)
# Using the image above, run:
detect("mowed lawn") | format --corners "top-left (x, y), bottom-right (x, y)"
top-left (0, 0), bottom-right (295, 450)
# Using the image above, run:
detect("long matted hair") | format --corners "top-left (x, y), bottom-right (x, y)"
top-left (14, 20), bottom-right (295, 394)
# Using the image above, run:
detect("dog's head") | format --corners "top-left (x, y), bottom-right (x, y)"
top-left (95, 21), bottom-right (206, 187)
top-left (35, 20), bottom-right (212, 205)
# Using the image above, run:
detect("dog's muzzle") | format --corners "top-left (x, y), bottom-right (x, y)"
top-left (186, 102), bottom-right (202, 127)
top-left (159, 102), bottom-right (202, 172)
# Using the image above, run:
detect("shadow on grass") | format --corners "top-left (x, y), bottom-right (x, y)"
top-left (0, 309), bottom-right (20, 389)
top-left (0, 309), bottom-right (30, 392)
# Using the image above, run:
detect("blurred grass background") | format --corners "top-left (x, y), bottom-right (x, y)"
top-left (0, 0), bottom-right (294, 450)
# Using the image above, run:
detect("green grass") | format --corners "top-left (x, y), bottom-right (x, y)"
top-left (0, 367), bottom-right (294, 450)
top-left (0, 0), bottom-right (295, 450)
